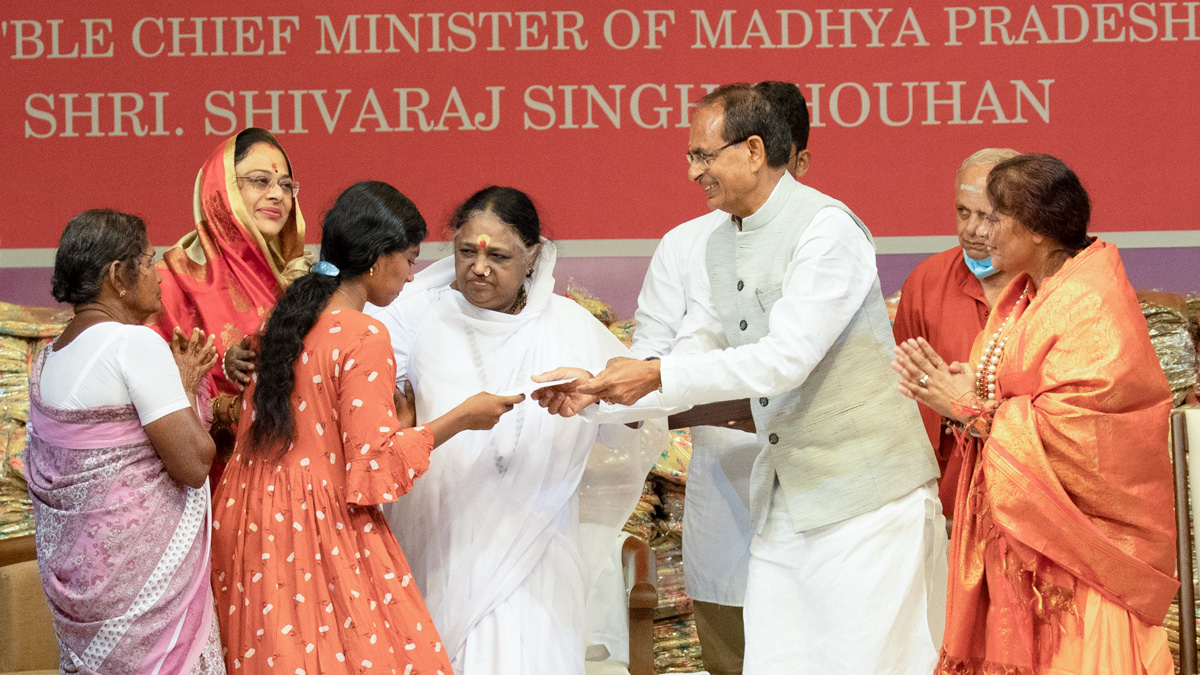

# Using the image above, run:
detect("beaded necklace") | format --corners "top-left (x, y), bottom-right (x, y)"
top-left (975, 285), bottom-right (1029, 402)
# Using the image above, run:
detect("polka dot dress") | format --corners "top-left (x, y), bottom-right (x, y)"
top-left (212, 311), bottom-right (452, 675)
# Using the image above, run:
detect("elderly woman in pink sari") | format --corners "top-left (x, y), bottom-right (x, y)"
top-left (26, 209), bottom-right (225, 674)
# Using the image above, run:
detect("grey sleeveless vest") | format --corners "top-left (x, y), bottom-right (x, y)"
top-left (705, 174), bottom-right (937, 533)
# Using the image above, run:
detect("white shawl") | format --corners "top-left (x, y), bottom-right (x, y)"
top-left (372, 241), bottom-right (662, 672)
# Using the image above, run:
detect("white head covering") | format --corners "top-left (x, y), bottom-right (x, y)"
top-left (372, 241), bottom-right (662, 669)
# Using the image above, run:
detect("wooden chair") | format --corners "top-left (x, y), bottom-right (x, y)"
top-left (581, 399), bottom-right (751, 675)
top-left (623, 535), bottom-right (657, 675)
top-left (0, 535), bottom-right (35, 569)
top-left (0, 557), bottom-right (59, 674)
top-left (584, 533), bottom-right (657, 675)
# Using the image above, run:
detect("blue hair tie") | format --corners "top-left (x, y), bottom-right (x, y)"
top-left (313, 261), bottom-right (340, 277)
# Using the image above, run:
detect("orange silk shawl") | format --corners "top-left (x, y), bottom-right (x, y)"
top-left (148, 132), bottom-right (310, 395)
top-left (937, 241), bottom-right (1178, 674)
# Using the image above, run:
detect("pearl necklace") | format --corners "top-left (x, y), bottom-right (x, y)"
top-left (975, 286), bottom-right (1029, 402)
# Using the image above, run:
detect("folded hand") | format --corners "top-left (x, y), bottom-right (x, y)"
top-left (171, 327), bottom-right (218, 395)
top-left (891, 337), bottom-right (976, 421)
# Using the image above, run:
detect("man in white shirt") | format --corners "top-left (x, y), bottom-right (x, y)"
top-left (628, 81), bottom-right (811, 675)
top-left (540, 84), bottom-right (944, 673)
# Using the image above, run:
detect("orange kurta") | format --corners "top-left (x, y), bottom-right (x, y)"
top-left (937, 241), bottom-right (1178, 675)
top-left (893, 246), bottom-right (991, 517)
top-left (212, 310), bottom-right (453, 675)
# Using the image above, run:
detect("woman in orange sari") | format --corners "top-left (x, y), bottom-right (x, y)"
top-left (893, 153), bottom-right (1177, 674)
top-left (150, 128), bottom-right (310, 474)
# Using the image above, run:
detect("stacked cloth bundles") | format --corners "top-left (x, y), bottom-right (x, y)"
top-left (648, 496), bottom-right (700, 673)
top-left (0, 301), bottom-right (71, 541)
top-left (1188, 294), bottom-right (1200, 396)
top-left (1139, 292), bottom-right (1199, 405)
top-left (623, 480), bottom-right (660, 543)
top-left (563, 282), bottom-right (636, 347)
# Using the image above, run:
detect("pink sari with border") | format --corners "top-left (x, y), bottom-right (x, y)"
top-left (25, 346), bottom-right (225, 674)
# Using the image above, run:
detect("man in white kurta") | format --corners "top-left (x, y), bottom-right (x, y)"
top-left (629, 80), bottom-right (815, 675)
top-left (564, 84), bottom-right (946, 673)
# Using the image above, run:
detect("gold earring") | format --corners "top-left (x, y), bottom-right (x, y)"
top-left (119, 290), bottom-right (127, 297)
top-left (370, 267), bottom-right (374, 277)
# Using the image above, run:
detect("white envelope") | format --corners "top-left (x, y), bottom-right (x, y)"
top-left (497, 378), bottom-right (576, 398)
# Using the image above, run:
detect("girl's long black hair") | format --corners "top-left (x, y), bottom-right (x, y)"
top-left (248, 181), bottom-right (426, 457)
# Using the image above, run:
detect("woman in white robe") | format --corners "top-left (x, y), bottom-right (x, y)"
top-left (371, 187), bottom-right (659, 675)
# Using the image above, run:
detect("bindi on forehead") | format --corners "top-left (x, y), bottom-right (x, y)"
top-left (477, 234), bottom-right (491, 248)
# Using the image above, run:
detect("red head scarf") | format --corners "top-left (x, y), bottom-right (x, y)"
top-left (149, 129), bottom-right (310, 395)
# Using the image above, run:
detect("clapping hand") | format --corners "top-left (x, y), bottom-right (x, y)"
top-left (171, 327), bottom-right (218, 395)
top-left (891, 338), bottom-right (976, 422)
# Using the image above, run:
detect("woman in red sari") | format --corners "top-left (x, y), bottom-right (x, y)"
top-left (150, 128), bottom-right (310, 473)
top-left (894, 154), bottom-right (1177, 674)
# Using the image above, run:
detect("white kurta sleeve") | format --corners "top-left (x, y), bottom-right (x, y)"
top-left (630, 237), bottom-right (688, 360)
top-left (659, 207), bottom-right (878, 406)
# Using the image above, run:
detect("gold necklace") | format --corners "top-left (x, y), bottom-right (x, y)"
top-left (975, 285), bottom-right (1028, 402)
top-left (335, 288), bottom-right (360, 308)
top-left (506, 285), bottom-right (528, 315)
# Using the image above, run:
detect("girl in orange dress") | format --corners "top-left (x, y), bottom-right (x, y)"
top-left (211, 181), bottom-right (522, 675)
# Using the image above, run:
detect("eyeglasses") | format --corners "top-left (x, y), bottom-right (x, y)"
top-left (236, 175), bottom-right (299, 197)
top-left (126, 251), bottom-right (156, 274)
top-left (686, 137), bottom-right (748, 168)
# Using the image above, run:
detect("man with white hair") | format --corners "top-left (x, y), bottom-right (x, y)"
top-left (892, 148), bottom-right (1019, 519)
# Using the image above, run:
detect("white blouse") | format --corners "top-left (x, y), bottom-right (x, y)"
top-left (39, 322), bottom-right (191, 426)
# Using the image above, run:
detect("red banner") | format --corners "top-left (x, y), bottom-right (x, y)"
top-left (3, 1), bottom-right (1198, 250)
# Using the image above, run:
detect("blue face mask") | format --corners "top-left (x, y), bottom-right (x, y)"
top-left (962, 250), bottom-right (999, 279)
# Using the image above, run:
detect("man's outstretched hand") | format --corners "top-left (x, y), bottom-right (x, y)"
top-left (576, 357), bottom-right (661, 406)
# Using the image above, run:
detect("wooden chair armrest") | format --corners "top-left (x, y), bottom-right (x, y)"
top-left (668, 398), bottom-right (755, 433)
top-left (0, 535), bottom-right (36, 569)
top-left (622, 535), bottom-right (657, 675)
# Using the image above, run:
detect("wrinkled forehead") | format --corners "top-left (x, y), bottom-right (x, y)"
top-left (455, 211), bottom-right (528, 252)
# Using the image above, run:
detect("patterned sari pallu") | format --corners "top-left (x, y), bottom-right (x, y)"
top-left (25, 348), bottom-right (223, 674)
top-left (938, 241), bottom-right (1178, 675)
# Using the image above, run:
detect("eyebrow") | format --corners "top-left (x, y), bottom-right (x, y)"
top-left (242, 168), bottom-right (291, 178)
top-left (459, 239), bottom-right (517, 253)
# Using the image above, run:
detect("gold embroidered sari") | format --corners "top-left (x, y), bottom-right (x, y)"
top-left (938, 241), bottom-right (1178, 674)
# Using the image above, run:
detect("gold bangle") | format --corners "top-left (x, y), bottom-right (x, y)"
top-left (228, 395), bottom-right (242, 427)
